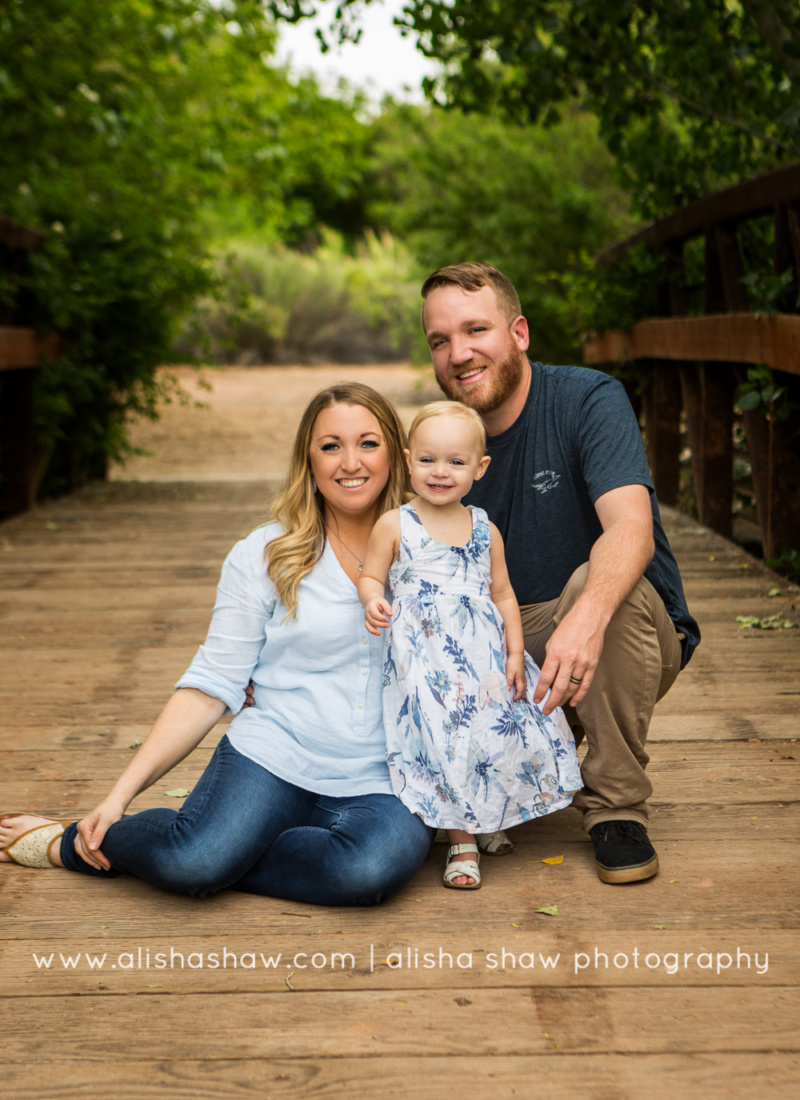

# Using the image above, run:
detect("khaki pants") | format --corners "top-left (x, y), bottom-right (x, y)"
top-left (520, 563), bottom-right (683, 832)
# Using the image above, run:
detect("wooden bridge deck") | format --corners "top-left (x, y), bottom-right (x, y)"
top-left (1, 366), bottom-right (798, 1098)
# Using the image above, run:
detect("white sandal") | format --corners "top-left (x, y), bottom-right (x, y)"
top-left (436, 829), bottom-right (514, 855)
top-left (2, 817), bottom-right (70, 868)
top-left (477, 830), bottom-right (514, 856)
top-left (443, 843), bottom-right (481, 890)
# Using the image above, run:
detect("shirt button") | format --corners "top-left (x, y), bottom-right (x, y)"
top-left (361, 667), bottom-right (368, 675)
top-left (361, 637), bottom-right (368, 645)
top-left (357, 701), bottom-right (364, 709)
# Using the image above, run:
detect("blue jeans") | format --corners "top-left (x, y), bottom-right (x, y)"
top-left (59, 735), bottom-right (432, 906)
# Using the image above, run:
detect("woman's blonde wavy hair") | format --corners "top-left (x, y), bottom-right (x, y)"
top-left (266, 382), bottom-right (409, 617)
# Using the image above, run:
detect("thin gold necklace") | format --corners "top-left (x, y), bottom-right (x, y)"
top-left (325, 524), bottom-right (363, 571)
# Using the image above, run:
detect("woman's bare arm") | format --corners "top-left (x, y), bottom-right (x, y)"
top-left (75, 688), bottom-right (226, 870)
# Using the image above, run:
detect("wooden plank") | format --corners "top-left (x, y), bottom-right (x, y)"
top-left (0, 370), bottom-right (798, 1095)
top-left (3, 1054), bottom-right (800, 1100)
top-left (1, 712), bottom-right (794, 751)
top-left (583, 313), bottom-right (800, 374)
top-left (1, 930), bottom-right (791, 990)
top-left (2, 757), bottom-right (797, 813)
top-left (1, 989), bottom-right (797, 1060)
top-left (1, 826), bottom-right (796, 934)
top-left (0, 327), bottom-right (57, 371)
top-left (1, 740), bottom-right (796, 786)
top-left (599, 160), bottom-right (800, 260)
top-left (0, 215), bottom-right (44, 251)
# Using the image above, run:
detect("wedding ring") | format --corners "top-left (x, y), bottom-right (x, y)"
top-left (569, 676), bottom-right (582, 684)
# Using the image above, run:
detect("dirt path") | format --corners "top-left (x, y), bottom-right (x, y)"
top-left (110, 364), bottom-right (442, 483)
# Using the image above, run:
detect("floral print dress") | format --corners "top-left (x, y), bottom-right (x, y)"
top-left (383, 504), bottom-right (583, 832)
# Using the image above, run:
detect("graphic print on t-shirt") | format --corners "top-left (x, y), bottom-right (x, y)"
top-left (532, 469), bottom-right (561, 494)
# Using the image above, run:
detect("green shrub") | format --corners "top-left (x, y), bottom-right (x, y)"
top-left (176, 230), bottom-right (423, 365)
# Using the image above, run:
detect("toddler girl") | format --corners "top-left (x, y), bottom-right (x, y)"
top-left (358, 402), bottom-right (582, 889)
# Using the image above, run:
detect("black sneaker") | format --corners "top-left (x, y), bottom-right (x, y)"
top-left (589, 821), bottom-right (659, 884)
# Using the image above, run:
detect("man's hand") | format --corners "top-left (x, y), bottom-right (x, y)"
top-left (534, 484), bottom-right (654, 715)
top-left (533, 602), bottom-right (605, 714)
top-left (243, 681), bottom-right (256, 709)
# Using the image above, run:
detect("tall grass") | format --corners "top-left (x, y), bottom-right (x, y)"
top-left (175, 230), bottom-right (424, 365)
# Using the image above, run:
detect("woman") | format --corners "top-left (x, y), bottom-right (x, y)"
top-left (0, 383), bottom-right (433, 906)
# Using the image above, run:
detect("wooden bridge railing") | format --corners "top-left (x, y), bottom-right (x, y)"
top-left (0, 215), bottom-right (57, 521)
top-left (583, 162), bottom-right (800, 561)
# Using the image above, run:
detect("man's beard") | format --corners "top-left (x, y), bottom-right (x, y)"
top-left (435, 346), bottom-right (527, 415)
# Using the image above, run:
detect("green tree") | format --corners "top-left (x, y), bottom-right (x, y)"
top-left (365, 102), bottom-right (635, 362)
top-left (273, 0), bottom-right (800, 219)
top-left (0, 0), bottom-right (370, 495)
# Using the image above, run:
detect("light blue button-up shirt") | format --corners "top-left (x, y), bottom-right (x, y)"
top-left (175, 524), bottom-right (392, 796)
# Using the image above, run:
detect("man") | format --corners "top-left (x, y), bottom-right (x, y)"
top-left (421, 262), bottom-right (700, 884)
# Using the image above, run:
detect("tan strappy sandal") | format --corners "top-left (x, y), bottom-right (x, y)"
top-left (1, 815), bottom-right (71, 868)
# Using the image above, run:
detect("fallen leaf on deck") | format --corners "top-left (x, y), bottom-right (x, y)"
top-left (164, 788), bottom-right (190, 797)
top-left (535, 905), bottom-right (558, 916)
top-left (542, 856), bottom-right (564, 865)
top-left (736, 614), bottom-right (799, 630)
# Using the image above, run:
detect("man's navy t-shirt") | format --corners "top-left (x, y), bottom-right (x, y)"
top-left (465, 361), bottom-right (700, 667)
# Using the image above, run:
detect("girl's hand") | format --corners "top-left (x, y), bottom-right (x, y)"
top-left (365, 596), bottom-right (392, 635)
top-left (506, 653), bottom-right (527, 702)
top-left (74, 798), bottom-right (126, 872)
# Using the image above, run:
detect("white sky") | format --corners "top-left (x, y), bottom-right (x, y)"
top-left (275, 0), bottom-right (439, 102)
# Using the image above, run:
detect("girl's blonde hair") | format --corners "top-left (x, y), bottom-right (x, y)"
top-left (407, 401), bottom-right (486, 457)
top-left (267, 383), bottom-right (409, 616)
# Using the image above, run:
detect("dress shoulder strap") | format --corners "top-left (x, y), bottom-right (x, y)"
top-left (467, 505), bottom-right (492, 555)
top-left (397, 503), bottom-right (429, 559)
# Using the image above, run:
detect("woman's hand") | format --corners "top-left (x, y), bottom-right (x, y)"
top-left (506, 652), bottom-right (527, 702)
top-left (365, 596), bottom-right (392, 635)
top-left (74, 797), bottom-right (127, 872)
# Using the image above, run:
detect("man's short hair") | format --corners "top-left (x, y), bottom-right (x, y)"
top-left (421, 262), bottom-right (522, 324)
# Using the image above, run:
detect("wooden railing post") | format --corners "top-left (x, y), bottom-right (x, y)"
top-left (679, 364), bottom-right (702, 507)
top-left (0, 216), bottom-right (48, 521)
top-left (0, 366), bottom-right (37, 517)
top-left (764, 203), bottom-right (800, 558)
top-left (698, 365), bottom-right (735, 537)
top-left (642, 360), bottom-right (681, 505)
top-left (585, 162), bottom-right (800, 558)
top-left (764, 371), bottom-right (800, 560)
top-left (774, 201), bottom-right (800, 286)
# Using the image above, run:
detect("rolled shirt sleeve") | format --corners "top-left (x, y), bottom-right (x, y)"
top-left (175, 528), bottom-right (277, 713)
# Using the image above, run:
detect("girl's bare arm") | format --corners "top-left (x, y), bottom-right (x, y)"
top-left (358, 510), bottom-right (400, 634)
top-left (489, 523), bottom-right (526, 700)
